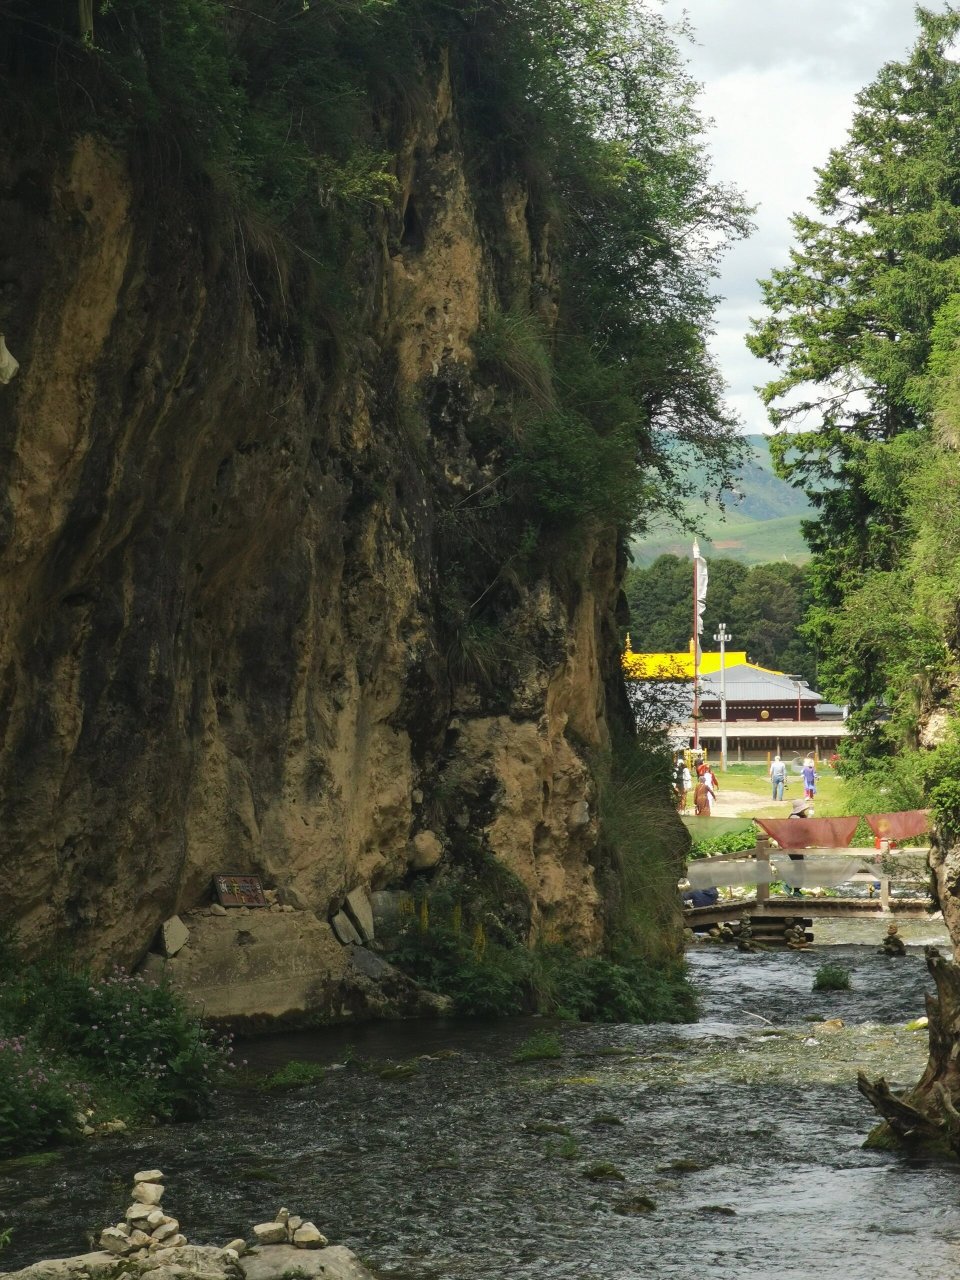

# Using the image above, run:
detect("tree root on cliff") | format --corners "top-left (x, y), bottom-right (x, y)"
top-left (859, 946), bottom-right (960, 1155)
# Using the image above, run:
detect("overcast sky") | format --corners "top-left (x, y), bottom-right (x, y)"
top-left (658, 0), bottom-right (928, 435)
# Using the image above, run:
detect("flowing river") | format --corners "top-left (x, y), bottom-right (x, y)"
top-left (4, 917), bottom-right (960, 1279)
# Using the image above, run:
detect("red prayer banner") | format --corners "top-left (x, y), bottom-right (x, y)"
top-left (864, 810), bottom-right (931, 841)
top-left (754, 816), bottom-right (860, 850)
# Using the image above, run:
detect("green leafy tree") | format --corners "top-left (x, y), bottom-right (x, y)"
top-left (748, 7), bottom-right (960, 708)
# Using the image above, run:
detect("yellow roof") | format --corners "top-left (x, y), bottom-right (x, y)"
top-left (621, 636), bottom-right (780, 680)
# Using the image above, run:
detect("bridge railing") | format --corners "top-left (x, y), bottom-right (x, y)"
top-left (687, 843), bottom-right (930, 906)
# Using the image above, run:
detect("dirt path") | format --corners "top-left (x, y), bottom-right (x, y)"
top-left (704, 788), bottom-right (772, 819)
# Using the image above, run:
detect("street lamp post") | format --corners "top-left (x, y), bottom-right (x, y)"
top-left (713, 622), bottom-right (731, 772)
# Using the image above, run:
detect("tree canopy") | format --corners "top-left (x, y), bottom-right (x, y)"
top-left (623, 554), bottom-right (816, 684)
top-left (748, 5), bottom-right (960, 710)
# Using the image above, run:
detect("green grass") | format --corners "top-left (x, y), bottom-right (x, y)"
top-left (513, 1032), bottom-right (563, 1062)
top-left (715, 763), bottom-right (848, 820)
top-left (259, 1060), bottom-right (326, 1090)
top-left (813, 963), bottom-right (851, 992)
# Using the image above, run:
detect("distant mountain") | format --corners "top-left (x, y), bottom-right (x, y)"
top-left (632, 435), bottom-right (814, 566)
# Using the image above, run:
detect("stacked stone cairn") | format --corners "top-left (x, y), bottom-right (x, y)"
top-left (252, 1209), bottom-right (328, 1249)
top-left (98, 1170), bottom-right (188, 1256)
top-left (97, 1170), bottom-right (328, 1259)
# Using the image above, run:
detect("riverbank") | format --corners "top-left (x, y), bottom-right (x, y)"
top-left (2, 918), bottom-right (955, 1279)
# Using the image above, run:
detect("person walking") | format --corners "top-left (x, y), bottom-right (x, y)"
top-left (769, 754), bottom-right (786, 801)
top-left (701, 763), bottom-right (719, 814)
top-left (802, 756), bottom-right (817, 800)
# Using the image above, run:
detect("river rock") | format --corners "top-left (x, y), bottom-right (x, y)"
top-left (292, 1223), bottom-right (327, 1249)
top-left (134, 1170), bottom-right (165, 1185)
top-left (126, 1204), bottom-right (155, 1227)
top-left (100, 1228), bottom-right (133, 1256)
top-left (147, 1210), bottom-right (166, 1228)
top-left (239, 1244), bottom-right (377, 1280)
top-left (225, 1239), bottom-right (247, 1256)
top-left (274, 1208), bottom-right (290, 1225)
top-left (151, 1220), bottom-right (180, 1243)
top-left (252, 1223), bottom-right (287, 1245)
top-left (132, 1182), bottom-right (164, 1206)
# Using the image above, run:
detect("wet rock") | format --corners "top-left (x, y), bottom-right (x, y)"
top-left (658, 1159), bottom-right (708, 1173)
top-left (613, 1194), bottom-right (657, 1215)
top-left (699, 1204), bottom-right (737, 1216)
top-left (581, 1162), bottom-right (625, 1182)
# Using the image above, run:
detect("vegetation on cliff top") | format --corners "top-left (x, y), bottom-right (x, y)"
top-left (1, 0), bottom-right (750, 539)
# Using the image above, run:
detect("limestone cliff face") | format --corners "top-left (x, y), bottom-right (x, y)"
top-left (0, 63), bottom-right (634, 1004)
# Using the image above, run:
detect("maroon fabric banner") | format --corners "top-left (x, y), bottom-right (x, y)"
top-left (755, 816), bottom-right (860, 850)
top-left (865, 810), bottom-right (931, 841)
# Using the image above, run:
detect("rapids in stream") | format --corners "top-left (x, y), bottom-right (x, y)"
top-left (4, 918), bottom-right (960, 1279)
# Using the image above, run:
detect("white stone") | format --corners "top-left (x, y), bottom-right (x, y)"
top-left (292, 1223), bottom-right (327, 1249)
top-left (160, 916), bottom-right (190, 957)
top-left (134, 1168), bottom-right (165, 1184)
top-left (275, 1207), bottom-right (290, 1224)
top-left (132, 1180), bottom-right (164, 1205)
top-left (253, 1222), bottom-right (288, 1245)
top-left (224, 1242), bottom-right (245, 1258)
top-left (147, 1209), bottom-right (166, 1228)
top-left (129, 1229), bottom-right (151, 1248)
top-left (287, 1215), bottom-right (303, 1234)
top-left (151, 1219), bottom-right (180, 1242)
top-left (100, 1227), bottom-right (134, 1256)
top-left (344, 888), bottom-right (374, 942)
top-left (210, 903), bottom-right (228, 916)
top-left (126, 1203), bottom-right (154, 1225)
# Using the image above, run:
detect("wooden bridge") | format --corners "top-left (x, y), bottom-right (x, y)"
top-left (684, 845), bottom-right (937, 938)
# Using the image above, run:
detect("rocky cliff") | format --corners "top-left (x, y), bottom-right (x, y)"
top-left (0, 50), bottom-right (639, 1017)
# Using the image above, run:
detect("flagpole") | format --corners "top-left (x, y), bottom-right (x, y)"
top-left (692, 539), bottom-right (700, 750)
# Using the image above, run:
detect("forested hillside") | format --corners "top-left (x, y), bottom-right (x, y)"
top-left (631, 434), bottom-right (813, 566)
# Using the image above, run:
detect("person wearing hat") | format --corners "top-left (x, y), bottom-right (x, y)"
top-left (783, 799), bottom-right (813, 895)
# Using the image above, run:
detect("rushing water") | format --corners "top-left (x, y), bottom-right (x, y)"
top-left (4, 917), bottom-right (960, 1279)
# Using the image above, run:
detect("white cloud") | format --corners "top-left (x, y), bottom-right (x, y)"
top-left (657, 0), bottom-right (927, 435)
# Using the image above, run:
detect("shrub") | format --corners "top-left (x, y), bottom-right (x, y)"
top-left (259, 1060), bottom-right (326, 1091)
top-left (0, 946), bottom-right (233, 1138)
top-left (0, 1037), bottom-right (79, 1155)
top-left (513, 1031), bottom-right (563, 1062)
top-left (813, 964), bottom-right (851, 992)
top-left (688, 827), bottom-right (757, 859)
